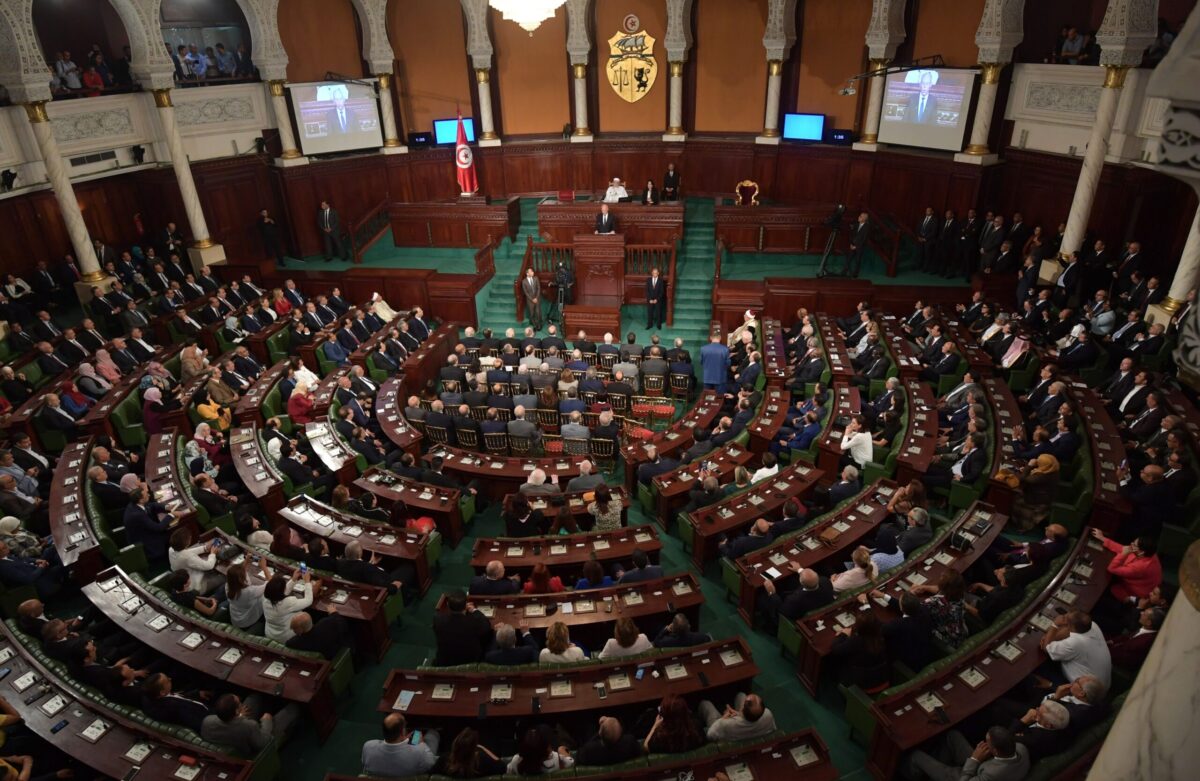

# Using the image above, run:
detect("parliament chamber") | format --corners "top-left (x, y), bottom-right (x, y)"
top-left (0, 1), bottom-right (1198, 780)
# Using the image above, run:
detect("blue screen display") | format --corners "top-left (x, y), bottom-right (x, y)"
top-left (782, 113), bottom-right (825, 141)
top-left (433, 118), bottom-right (476, 144)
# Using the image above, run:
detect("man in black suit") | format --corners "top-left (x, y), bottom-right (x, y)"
top-left (916, 206), bottom-right (939, 271)
top-left (662, 163), bottom-right (680, 201)
top-left (5, 322), bottom-right (35, 354)
top-left (881, 593), bottom-right (935, 671)
top-left (919, 342), bottom-right (961, 383)
top-left (906, 71), bottom-right (938, 124)
top-left (433, 590), bottom-right (493, 666)
top-left (923, 433), bottom-right (986, 490)
top-left (142, 673), bottom-right (210, 733)
top-left (278, 443), bottom-right (338, 494)
top-left (122, 486), bottom-right (175, 564)
top-left (718, 519), bottom-right (773, 559)
top-left (258, 209), bottom-right (287, 267)
top-left (34, 342), bottom-right (69, 376)
top-left (1054, 253), bottom-right (1081, 308)
top-left (761, 567), bottom-right (833, 624)
top-left (469, 560), bottom-right (521, 596)
top-left (594, 203), bottom-right (617, 235)
top-left (645, 267), bottom-right (667, 329)
top-left (977, 215), bottom-right (1006, 272)
top-left (955, 209), bottom-right (981, 279)
top-left (317, 200), bottom-right (346, 261)
top-left (847, 212), bottom-right (869, 277)
top-left (935, 210), bottom-right (959, 276)
top-left (159, 222), bottom-right (185, 257)
top-left (336, 541), bottom-right (412, 593)
top-left (286, 613), bottom-right (349, 660)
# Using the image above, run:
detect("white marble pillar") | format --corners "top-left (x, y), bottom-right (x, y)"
top-left (1087, 540), bottom-right (1200, 780)
top-left (955, 63), bottom-right (1004, 165)
top-left (1147, 206), bottom-right (1200, 326)
top-left (476, 68), bottom-right (500, 147)
top-left (376, 73), bottom-right (407, 154)
top-left (571, 64), bottom-right (592, 142)
top-left (855, 59), bottom-right (889, 150)
top-left (664, 61), bottom-right (686, 141)
top-left (1061, 66), bottom-right (1128, 259)
top-left (267, 80), bottom-right (305, 164)
top-left (756, 60), bottom-right (783, 145)
top-left (153, 89), bottom-right (225, 269)
top-left (24, 101), bottom-right (104, 297)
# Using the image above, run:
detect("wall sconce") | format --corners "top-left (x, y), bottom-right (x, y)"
top-left (0, 170), bottom-right (16, 192)
top-left (130, 145), bottom-right (146, 165)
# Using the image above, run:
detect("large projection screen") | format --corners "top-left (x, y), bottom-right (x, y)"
top-left (877, 68), bottom-right (978, 152)
top-left (289, 81), bottom-right (383, 156)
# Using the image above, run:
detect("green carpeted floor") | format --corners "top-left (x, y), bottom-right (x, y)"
top-left (279, 486), bottom-right (870, 780)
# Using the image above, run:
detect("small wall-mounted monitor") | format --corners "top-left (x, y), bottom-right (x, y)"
top-left (782, 113), bottom-right (826, 142)
top-left (433, 117), bottom-right (476, 145)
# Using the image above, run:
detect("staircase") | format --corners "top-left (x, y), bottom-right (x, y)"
top-left (474, 198), bottom-right (718, 350)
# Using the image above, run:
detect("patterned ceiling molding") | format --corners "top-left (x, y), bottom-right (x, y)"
top-left (663, 0), bottom-right (694, 62)
top-left (0, 0), bottom-right (53, 104)
top-left (237, 0), bottom-right (288, 80)
top-left (351, 0), bottom-right (394, 75)
top-left (175, 95), bottom-right (256, 128)
top-left (974, 0), bottom-right (1025, 64)
top-left (111, 0), bottom-right (175, 90)
top-left (1025, 82), bottom-right (1102, 116)
top-left (50, 107), bottom-right (135, 145)
top-left (565, 0), bottom-right (591, 64)
top-left (1096, 0), bottom-right (1159, 68)
top-left (865, 0), bottom-right (906, 61)
top-left (459, 0), bottom-right (494, 69)
top-left (762, 0), bottom-right (798, 61)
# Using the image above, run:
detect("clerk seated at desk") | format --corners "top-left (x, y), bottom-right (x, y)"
top-left (595, 203), bottom-right (618, 235)
top-left (603, 177), bottom-right (628, 203)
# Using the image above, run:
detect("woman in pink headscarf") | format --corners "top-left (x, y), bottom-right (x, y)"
top-left (76, 363), bottom-right (113, 400)
top-left (94, 349), bottom-right (123, 382)
top-left (142, 386), bottom-right (168, 435)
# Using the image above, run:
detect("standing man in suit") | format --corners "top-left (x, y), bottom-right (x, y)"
top-left (847, 212), bottom-right (869, 278)
top-left (595, 203), bottom-right (617, 235)
top-left (662, 163), bottom-right (681, 201)
top-left (521, 268), bottom-right (543, 330)
top-left (700, 335), bottom-right (730, 391)
top-left (957, 209), bottom-right (982, 279)
top-left (935, 209), bottom-right (959, 277)
top-left (916, 207), bottom-right (939, 271)
top-left (317, 200), bottom-right (346, 262)
top-left (978, 214), bottom-right (1006, 272)
top-left (160, 222), bottom-right (185, 257)
top-left (258, 209), bottom-right (288, 267)
top-left (645, 267), bottom-right (667, 330)
top-left (906, 71), bottom-right (938, 124)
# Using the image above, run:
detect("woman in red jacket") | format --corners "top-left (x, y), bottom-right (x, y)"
top-left (1093, 529), bottom-right (1163, 603)
top-left (287, 381), bottom-right (315, 425)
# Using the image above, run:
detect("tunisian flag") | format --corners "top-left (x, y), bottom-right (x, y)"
top-left (455, 114), bottom-right (478, 196)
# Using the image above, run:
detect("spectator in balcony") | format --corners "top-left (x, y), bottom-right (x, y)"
top-left (203, 47), bottom-right (221, 78)
top-left (215, 43), bottom-right (237, 77)
top-left (113, 45), bottom-right (133, 86)
top-left (55, 51), bottom-right (82, 90)
top-left (1059, 27), bottom-right (1086, 63)
top-left (186, 44), bottom-right (206, 80)
top-left (81, 64), bottom-right (105, 97)
top-left (92, 52), bottom-right (114, 87)
top-left (175, 44), bottom-right (194, 80)
top-left (235, 42), bottom-right (255, 78)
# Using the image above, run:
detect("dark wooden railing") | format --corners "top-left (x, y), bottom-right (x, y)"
top-left (348, 200), bottom-right (391, 265)
top-left (473, 235), bottom-right (497, 278)
top-left (713, 239), bottom-right (726, 308)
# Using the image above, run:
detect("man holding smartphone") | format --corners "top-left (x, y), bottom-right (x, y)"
top-left (361, 713), bottom-right (438, 776)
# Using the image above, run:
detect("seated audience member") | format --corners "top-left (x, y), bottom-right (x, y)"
top-left (503, 495), bottom-right (547, 537)
top-left (523, 562), bottom-right (564, 594)
top-left (761, 566), bottom-right (833, 624)
top-left (718, 518), bottom-right (773, 559)
top-left (286, 612), bottom-right (350, 660)
top-left (202, 692), bottom-right (299, 756)
top-left (433, 590), bottom-right (493, 666)
top-left (697, 692), bottom-right (776, 742)
top-left (573, 559), bottom-right (614, 590)
top-left (597, 617), bottom-right (652, 659)
top-left (262, 569), bottom-right (315, 643)
top-left (829, 613), bottom-right (890, 690)
top-left (485, 622), bottom-right (540, 665)
top-left (1039, 610), bottom-right (1112, 688)
top-left (653, 613), bottom-right (712, 649)
top-left (574, 716), bottom-right (643, 766)
top-left (565, 460), bottom-right (605, 492)
top-left (1090, 529), bottom-right (1162, 632)
top-left (903, 725), bottom-right (1029, 781)
top-left (1007, 699), bottom-right (1072, 762)
top-left (869, 527), bottom-right (905, 574)
top-left (642, 693), bottom-right (705, 754)
top-left (470, 559), bottom-right (521, 596)
top-left (442, 728), bottom-right (507, 777)
top-left (1107, 605), bottom-right (1166, 669)
top-left (507, 727), bottom-right (575, 774)
top-left (141, 672), bottom-right (211, 733)
top-left (362, 714), bottom-right (439, 777)
top-left (123, 486), bottom-right (176, 564)
top-left (540, 621), bottom-right (586, 663)
top-left (614, 548), bottom-right (664, 583)
top-left (831, 545), bottom-right (878, 593)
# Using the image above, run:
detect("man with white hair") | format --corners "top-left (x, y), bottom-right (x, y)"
top-left (1007, 699), bottom-right (1070, 761)
top-left (561, 411), bottom-right (591, 442)
top-left (506, 405), bottom-right (541, 445)
top-left (727, 309), bottom-right (759, 347)
top-left (597, 332), bottom-right (619, 356)
top-left (484, 623), bottom-right (539, 665)
top-left (469, 560), bottom-right (520, 596)
top-left (518, 468), bottom-right (560, 496)
top-left (566, 460), bottom-right (605, 492)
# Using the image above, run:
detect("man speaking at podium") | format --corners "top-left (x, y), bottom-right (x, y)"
top-left (595, 203), bottom-right (618, 235)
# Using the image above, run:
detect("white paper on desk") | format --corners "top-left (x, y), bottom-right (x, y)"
top-left (262, 660), bottom-right (287, 679)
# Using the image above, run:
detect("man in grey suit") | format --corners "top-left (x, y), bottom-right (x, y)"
top-left (317, 200), bottom-right (346, 262)
top-left (560, 411), bottom-right (591, 442)
top-left (612, 357), bottom-right (640, 391)
top-left (507, 405), bottom-right (541, 446)
top-left (904, 725), bottom-right (1029, 781)
top-left (978, 215), bottom-right (1006, 272)
top-left (201, 693), bottom-right (298, 756)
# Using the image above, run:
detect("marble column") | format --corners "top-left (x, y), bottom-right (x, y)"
top-left (376, 73), bottom-right (407, 154)
top-left (756, 60), bottom-right (783, 145)
top-left (571, 63), bottom-right (591, 141)
top-left (153, 89), bottom-right (225, 269)
top-left (960, 63), bottom-right (1003, 161)
top-left (267, 80), bottom-right (304, 162)
top-left (1087, 539), bottom-right (1200, 780)
top-left (1147, 206), bottom-right (1200, 328)
top-left (476, 68), bottom-right (500, 147)
top-left (23, 101), bottom-right (105, 300)
top-left (664, 61), bottom-right (686, 141)
top-left (857, 59), bottom-right (888, 148)
top-left (1061, 66), bottom-right (1128, 259)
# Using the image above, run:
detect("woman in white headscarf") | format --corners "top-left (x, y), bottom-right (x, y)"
top-left (0, 515), bottom-right (59, 564)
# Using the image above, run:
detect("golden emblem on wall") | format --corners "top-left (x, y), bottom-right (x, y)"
top-left (605, 25), bottom-right (658, 104)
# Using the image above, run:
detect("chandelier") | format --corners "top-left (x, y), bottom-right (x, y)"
top-left (489, 0), bottom-right (566, 35)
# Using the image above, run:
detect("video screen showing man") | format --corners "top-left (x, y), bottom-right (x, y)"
top-left (878, 68), bottom-right (974, 152)
top-left (293, 82), bottom-right (383, 155)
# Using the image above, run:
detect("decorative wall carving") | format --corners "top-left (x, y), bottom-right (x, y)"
top-left (1026, 82), bottom-right (1102, 115)
top-left (351, 0), bottom-right (394, 74)
top-left (1096, 0), bottom-right (1159, 68)
top-left (762, 0), bottom-right (798, 61)
top-left (865, 0), bottom-right (906, 61)
top-left (663, 0), bottom-right (694, 61)
top-left (175, 96), bottom-right (256, 127)
top-left (459, 0), bottom-right (494, 67)
top-left (111, 0), bottom-right (175, 89)
top-left (51, 108), bottom-right (135, 144)
top-left (0, 0), bottom-right (53, 103)
top-left (974, 0), bottom-right (1024, 64)
top-left (565, 0), bottom-right (591, 63)
top-left (1159, 108), bottom-right (1200, 172)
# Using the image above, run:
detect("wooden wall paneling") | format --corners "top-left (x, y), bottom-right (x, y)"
top-left (130, 168), bottom-right (186, 245)
top-left (772, 146), bottom-right (850, 204)
top-left (427, 273), bottom-right (483, 327)
top-left (592, 142), bottom-right (666, 197)
top-left (189, 157), bottom-right (280, 263)
top-left (570, 146), bottom-right (595, 195)
top-left (271, 164), bottom-right (321, 258)
top-left (500, 144), bottom-right (574, 197)
top-left (685, 140), bottom-right (757, 200)
top-left (712, 282), bottom-right (766, 331)
top-left (751, 145), bottom-right (779, 200)
top-left (843, 156), bottom-right (875, 213)
top-left (474, 146), bottom-right (507, 200)
top-left (406, 147), bottom-right (461, 202)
